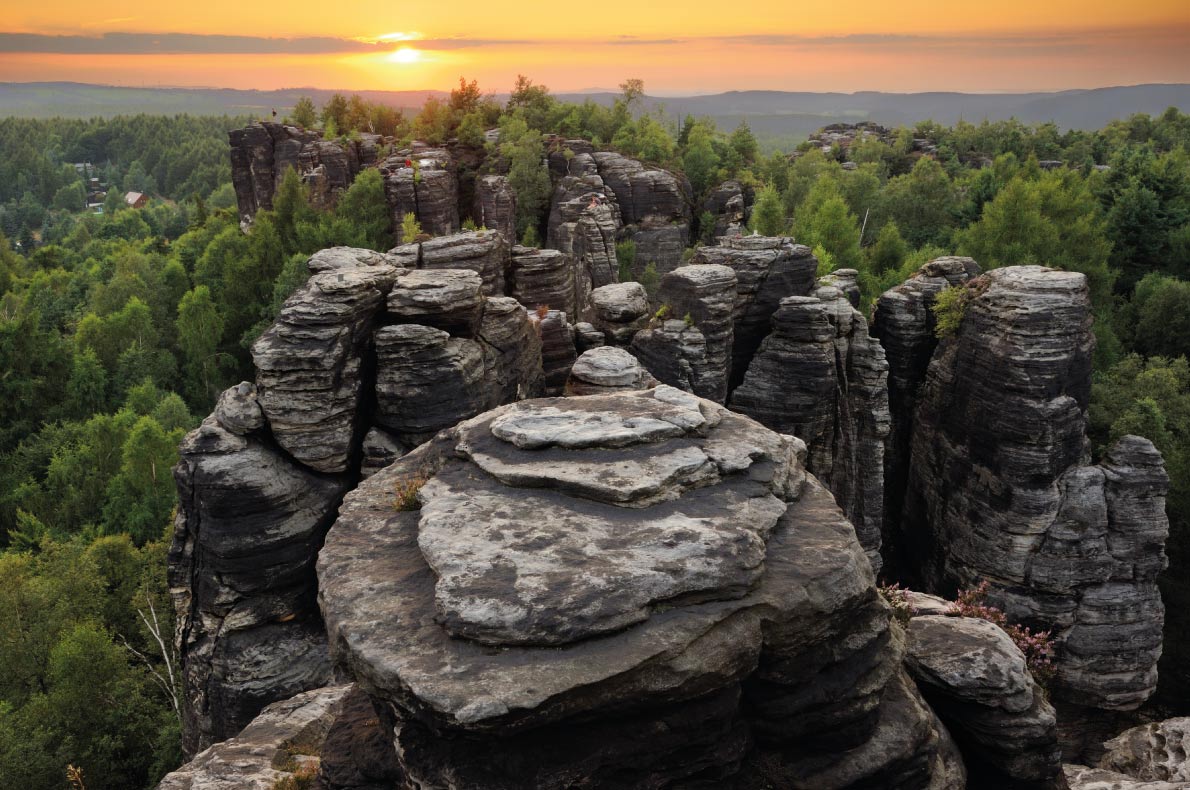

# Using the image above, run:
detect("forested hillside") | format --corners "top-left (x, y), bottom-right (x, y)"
top-left (0, 80), bottom-right (1188, 788)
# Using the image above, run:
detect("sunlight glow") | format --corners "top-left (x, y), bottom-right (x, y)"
top-left (388, 47), bottom-right (421, 64)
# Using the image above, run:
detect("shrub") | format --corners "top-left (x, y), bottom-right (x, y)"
top-left (394, 474), bottom-right (428, 512)
top-left (954, 581), bottom-right (1056, 692)
top-left (931, 285), bottom-right (969, 339)
top-left (272, 763), bottom-right (318, 790)
top-left (640, 262), bottom-right (660, 301)
top-left (399, 213), bottom-right (423, 244)
top-left (520, 225), bottom-right (540, 247)
top-left (653, 304), bottom-right (672, 322)
top-left (878, 583), bottom-right (913, 626)
top-left (615, 240), bottom-right (637, 283)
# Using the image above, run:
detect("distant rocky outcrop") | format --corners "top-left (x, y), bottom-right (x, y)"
top-left (319, 389), bottom-right (964, 788)
top-left (472, 174), bottom-right (517, 242)
top-left (894, 266), bottom-right (1169, 736)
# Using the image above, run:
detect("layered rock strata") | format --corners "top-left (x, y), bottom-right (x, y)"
top-left (472, 174), bottom-right (517, 243)
top-left (564, 347), bottom-right (656, 396)
top-left (899, 266), bottom-right (1169, 715)
top-left (730, 286), bottom-right (890, 571)
top-left (584, 281), bottom-right (651, 344)
top-left (691, 236), bottom-right (818, 391)
top-left (872, 256), bottom-right (982, 569)
top-left (538, 309), bottom-right (578, 396)
top-left (508, 247), bottom-right (580, 319)
top-left (380, 148), bottom-right (459, 240)
top-left (318, 389), bottom-right (962, 789)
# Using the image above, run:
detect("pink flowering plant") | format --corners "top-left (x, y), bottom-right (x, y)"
top-left (877, 582), bottom-right (913, 626)
top-left (954, 581), bottom-right (1057, 692)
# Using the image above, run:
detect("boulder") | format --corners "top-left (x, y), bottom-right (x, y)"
top-left (318, 389), bottom-right (959, 788)
top-left (899, 266), bottom-right (1169, 718)
top-left (1099, 718), bottom-right (1190, 782)
top-left (564, 347), bottom-right (656, 395)
top-left (157, 684), bottom-right (352, 790)
top-left (906, 615), bottom-right (1063, 788)
top-left (1064, 764), bottom-right (1186, 790)
top-left (585, 281), bottom-right (651, 344)
top-left (730, 287), bottom-right (890, 572)
top-left (691, 236), bottom-right (818, 390)
top-left (509, 247), bottom-right (580, 319)
top-left (360, 427), bottom-right (405, 480)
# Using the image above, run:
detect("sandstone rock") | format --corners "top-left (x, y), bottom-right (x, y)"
top-left (229, 122), bottom-right (321, 226)
top-left (386, 268), bottom-right (484, 337)
top-left (213, 382), bottom-right (264, 435)
top-left (703, 180), bottom-right (750, 238)
top-left (473, 174), bottom-right (517, 242)
top-left (573, 321), bottom-right (606, 353)
top-left (317, 686), bottom-right (405, 790)
top-left (538, 309), bottom-right (578, 396)
top-left (585, 281), bottom-right (651, 344)
top-left (318, 390), bottom-right (956, 788)
top-left (564, 347), bottom-right (656, 396)
top-left (372, 324), bottom-right (488, 446)
top-left (305, 246), bottom-right (395, 274)
top-left (691, 236), bottom-right (818, 390)
top-left (251, 256), bottom-right (396, 474)
top-left (730, 288), bottom-right (889, 571)
top-left (1099, 718), bottom-right (1190, 782)
top-left (899, 266), bottom-right (1169, 715)
top-left (477, 297), bottom-right (544, 406)
top-left (417, 229), bottom-right (509, 297)
top-left (157, 684), bottom-right (352, 790)
top-left (872, 255), bottom-right (982, 569)
top-left (651, 264), bottom-right (737, 403)
top-left (821, 268), bottom-right (862, 309)
top-left (1065, 764), bottom-right (1186, 790)
top-left (170, 424), bottom-right (345, 755)
top-left (548, 176), bottom-right (622, 295)
top-left (906, 615), bottom-right (1063, 788)
top-left (360, 427), bottom-right (405, 480)
top-left (626, 221), bottom-right (690, 278)
top-left (630, 319), bottom-right (712, 398)
top-left (380, 149), bottom-right (459, 240)
top-left (509, 247), bottom-right (580, 319)
top-left (590, 151), bottom-right (691, 226)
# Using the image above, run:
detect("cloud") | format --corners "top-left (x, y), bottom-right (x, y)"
top-left (0, 32), bottom-right (531, 55)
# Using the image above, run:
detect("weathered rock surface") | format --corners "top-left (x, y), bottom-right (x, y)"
top-left (317, 686), bottom-right (405, 790)
top-left (584, 281), bottom-right (651, 344)
top-left (630, 319), bottom-right (712, 398)
top-left (509, 247), bottom-right (580, 319)
top-left (702, 179), bottom-right (750, 238)
top-left (899, 266), bottom-right (1170, 715)
top-left (359, 427), bottom-right (405, 479)
top-left (157, 684), bottom-right (352, 790)
top-left (472, 174), bottom-right (517, 243)
top-left (691, 236), bottom-right (818, 390)
top-left (538, 308), bottom-right (578, 396)
top-left (647, 264), bottom-right (737, 403)
top-left (386, 268), bottom-right (484, 337)
top-left (730, 286), bottom-right (890, 571)
top-left (251, 254), bottom-right (397, 473)
top-left (872, 255), bottom-right (982, 569)
top-left (1099, 718), bottom-right (1190, 783)
top-left (906, 615), bottom-right (1063, 788)
top-left (318, 389), bottom-right (961, 789)
top-left (171, 403), bottom-right (346, 754)
top-left (626, 221), bottom-right (690, 277)
top-left (564, 347), bottom-right (656, 396)
top-left (1065, 764), bottom-right (1187, 789)
top-left (380, 149), bottom-right (459, 240)
top-left (416, 229), bottom-right (509, 297)
top-left (547, 175), bottom-right (622, 294)
top-left (591, 151), bottom-right (691, 227)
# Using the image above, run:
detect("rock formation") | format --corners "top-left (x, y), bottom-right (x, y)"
top-left (584, 281), bottom-right (651, 344)
top-left (381, 148), bottom-right (459, 240)
top-left (897, 266), bottom-right (1169, 722)
top-left (538, 309), bottom-right (578, 396)
top-left (906, 615), bottom-right (1063, 788)
top-left (472, 174), bottom-right (517, 242)
top-left (702, 179), bottom-right (751, 238)
top-left (1098, 718), bottom-right (1190, 782)
top-left (508, 246), bottom-right (580, 319)
top-left (730, 285), bottom-right (890, 571)
top-left (564, 346), bottom-right (656, 395)
top-left (872, 256), bottom-right (982, 569)
top-left (690, 235), bottom-right (818, 390)
top-left (157, 684), bottom-right (354, 790)
top-left (318, 388), bottom-right (964, 788)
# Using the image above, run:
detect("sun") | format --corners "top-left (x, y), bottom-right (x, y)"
top-left (388, 47), bottom-right (421, 64)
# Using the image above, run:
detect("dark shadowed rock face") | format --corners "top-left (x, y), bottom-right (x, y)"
top-left (691, 236), bottom-right (818, 391)
top-left (730, 285), bottom-right (889, 572)
top-left (318, 389), bottom-right (961, 789)
top-left (906, 615), bottom-right (1062, 789)
top-left (899, 265), bottom-right (1169, 716)
top-left (473, 174), bottom-right (517, 243)
top-left (170, 404), bottom-right (346, 755)
top-left (872, 256), bottom-right (982, 570)
top-left (537, 309), bottom-right (578, 396)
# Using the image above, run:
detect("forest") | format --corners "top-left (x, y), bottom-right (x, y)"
top-left (0, 79), bottom-right (1188, 788)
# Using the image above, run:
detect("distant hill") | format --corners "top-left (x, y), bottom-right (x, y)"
top-left (3, 81), bottom-right (1187, 143)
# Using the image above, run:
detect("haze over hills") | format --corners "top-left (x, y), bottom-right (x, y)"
top-left (3, 81), bottom-right (1187, 144)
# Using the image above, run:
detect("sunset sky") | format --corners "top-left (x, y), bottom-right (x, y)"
top-left (2, 0), bottom-right (1189, 94)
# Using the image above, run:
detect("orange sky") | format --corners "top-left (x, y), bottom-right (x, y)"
top-left (1, 1), bottom-right (1189, 92)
